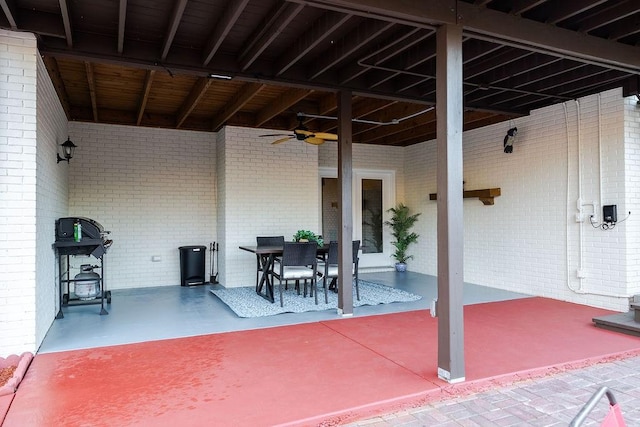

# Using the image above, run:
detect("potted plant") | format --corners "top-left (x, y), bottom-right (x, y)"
top-left (293, 230), bottom-right (324, 246)
top-left (384, 203), bottom-right (421, 272)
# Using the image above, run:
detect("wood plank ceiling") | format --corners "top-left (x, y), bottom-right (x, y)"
top-left (2, 0), bottom-right (639, 146)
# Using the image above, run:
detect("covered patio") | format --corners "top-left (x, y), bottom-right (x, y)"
top-left (3, 272), bottom-right (640, 425)
top-left (1, 0), bottom-right (640, 417)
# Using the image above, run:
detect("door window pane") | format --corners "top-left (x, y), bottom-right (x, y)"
top-left (361, 179), bottom-right (383, 254)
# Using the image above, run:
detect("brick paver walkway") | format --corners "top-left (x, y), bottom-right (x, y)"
top-left (345, 354), bottom-right (640, 426)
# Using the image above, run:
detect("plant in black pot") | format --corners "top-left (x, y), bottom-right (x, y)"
top-left (293, 230), bottom-right (324, 246)
top-left (384, 203), bottom-right (421, 272)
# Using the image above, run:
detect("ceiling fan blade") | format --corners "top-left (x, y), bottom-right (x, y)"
top-left (294, 129), bottom-right (313, 137)
top-left (272, 137), bottom-right (292, 145)
top-left (305, 137), bottom-right (325, 145)
top-left (260, 133), bottom-right (291, 137)
top-left (312, 132), bottom-right (338, 141)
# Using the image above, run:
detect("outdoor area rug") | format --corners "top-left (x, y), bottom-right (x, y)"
top-left (210, 280), bottom-right (422, 317)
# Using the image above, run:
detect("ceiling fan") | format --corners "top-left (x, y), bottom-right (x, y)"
top-left (260, 114), bottom-right (338, 145)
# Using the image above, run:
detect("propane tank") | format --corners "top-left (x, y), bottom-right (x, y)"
top-left (74, 264), bottom-right (100, 300)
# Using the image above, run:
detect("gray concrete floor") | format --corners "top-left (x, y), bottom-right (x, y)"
top-left (40, 271), bottom-right (528, 353)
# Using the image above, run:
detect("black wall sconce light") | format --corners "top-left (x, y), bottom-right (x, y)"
top-left (503, 127), bottom-right (517, 153)
top-left (56, 137), bottom-right (77, 163)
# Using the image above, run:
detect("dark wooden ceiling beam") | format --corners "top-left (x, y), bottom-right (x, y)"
top-left (464, 49), bottom-right (534, 80)
top-left (211, 82), bottom-right (266, 131)
top-left (202, 0), bottom-right (250, 66)
top-left (276, 10), bottom-right (351, 76)
top-left (367, 39), bottom-right (499, 93)
top-left (556, 69), bottom-right (630, 97)
top-left (289, 0), bottom-right (455, 27)
top-left (17, 10), bottom-right (66, 39)
top-left (578, 1), bottom-right (639, 33)
top-left (84, 61), bottom-right (98, 122)
top-left (319, 97), bottom-right (397, 132)
top-left (42, 56), bottom-right (71, 120)
top-left (356, 109), bottom-right (436, 142)
top-left (607, 15), bottom-right (640, 41)
top-left (161, 0), bottom-right (188, 61)
top-left (509, 0), bottom-right (548, 16)
top-left (117, 0), bottom-right (127, 54)
top-left (545, 0), bottom-right (608, 24)
top-left (58, 0), bottom-right (73, 47)
top-left (309, 19), bottom-right (395, 80)
top-left (303, 0), bottom-right (640, 72)
top-left (0, 0), bottom-right (17, 29)
top-left (365, 35), bottom-right (440, 89)
top-left (255, 88), bottom-right (312, 127)
top-left (458, 2), bottom-right (640, 72)
top-left (136, 69), bottom-right (155, 126)
top-left (339, 27), bottom-right (432, 85)
top-left (176, 77), bottom-right (212, 128)
top-left (239, 1), bottom-right (304, 71)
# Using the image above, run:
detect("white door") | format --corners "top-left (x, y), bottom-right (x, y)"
top-left (319, 168), bottom-right (395, 268)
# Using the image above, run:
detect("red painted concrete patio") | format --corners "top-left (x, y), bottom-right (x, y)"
top-left (3, 297), bottom-right (640, 426)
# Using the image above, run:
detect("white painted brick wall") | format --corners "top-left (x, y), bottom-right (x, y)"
top-left (405, 89), bottom-right (630, 311)
top-left (67, 122), bottom-right (215, 289)
top-left (35, 54), bottom-right (68, 349)
top-left (624, 94), bottom-right (640, 297)
top-left (0, 30), bottom-right (40, 356)
top-left (220, 126), bottom-right (319, 287)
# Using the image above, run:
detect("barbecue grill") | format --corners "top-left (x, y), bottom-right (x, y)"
top-left (53, 217), bottom-right (113, 318)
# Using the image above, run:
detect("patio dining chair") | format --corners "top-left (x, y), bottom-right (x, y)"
top-left (255, 236), bottom-right (285, 289)
top-left (270, 241), bottom-right (319, 307)
top-left (317, 240), bottom-right (361, 304)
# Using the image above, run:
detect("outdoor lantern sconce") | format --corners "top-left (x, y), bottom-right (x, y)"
top-left (503, 127), bottom-right (517, 154)
top-left (57, 137), bottom-right (77, 163)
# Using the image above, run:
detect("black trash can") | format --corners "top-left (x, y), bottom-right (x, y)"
top-left (179, 246), bottom-right (206, 286)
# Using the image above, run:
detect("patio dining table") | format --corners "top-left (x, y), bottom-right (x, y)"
top-left (239, 244), bottom-right (328, 303)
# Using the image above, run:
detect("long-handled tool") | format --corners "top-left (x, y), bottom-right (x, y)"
top-left (210, 242), bottom-right (219, 284)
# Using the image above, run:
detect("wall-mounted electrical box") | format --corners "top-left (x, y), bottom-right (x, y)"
top-left (603, 205), bottom-right (617, 224)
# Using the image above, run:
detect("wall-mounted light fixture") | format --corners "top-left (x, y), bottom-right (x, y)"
top-left (503, 127), bottom-right (517, 153)
top-left (56, 137), bottom-right (77, 163)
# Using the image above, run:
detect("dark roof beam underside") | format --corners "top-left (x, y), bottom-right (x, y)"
top-left (202, 0), bottom-right (250, 66)
top-left (464, 62), bottom-right (592, 106)
top-left (338, 27), bottom-right (432, 85)
top-left (15, 9), bottom-right (66, 39)
top-left (509, 0), bottom-right (548, 16)
top-left (58, 0), bottom-right (72, 47)
top-left (303, 0), bottom-right (640, 72)
top-left (160, 0), bottom-right (188, 61)
top-left (308, 18), bottom-right (395, 80)
top-left (362, 35), bottom-right (439, 90)
top-left (607, 14), bottom-right (640, 41)
top-left (355, 108), bottom-right (435, 142)
top-left (275, 10), bottom-right (351, 76)
top-left (463, 53), bottom-right (560, 99)
top-left (238, 1), bottom-right (304, 72)
top-left (318, 97), bottom-right (397, 133)
top-left (117, 0), bottom-right (127, 54)
top-left (0, 0), bottom-right (17, 29)
top-left (545, 0), bottom-right (608, 25)
top-left (577, 1), bottom-right (640, 33)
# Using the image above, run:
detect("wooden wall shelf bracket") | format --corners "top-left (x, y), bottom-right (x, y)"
top-left (429, 188), bottom-right (501, 206)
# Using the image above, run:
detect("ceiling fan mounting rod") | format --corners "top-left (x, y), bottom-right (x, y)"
top-left (298, 107), bottom-right (434, 126)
